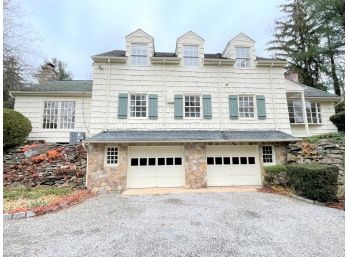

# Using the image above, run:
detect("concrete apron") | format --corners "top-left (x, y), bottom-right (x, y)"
top-left (122, 186), bottom-right (260, 196)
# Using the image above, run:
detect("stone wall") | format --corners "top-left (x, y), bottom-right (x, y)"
top-left (287, 140), bottom-right (345, 197)
top-left (86, 143), bottom-right (127, 193)
top-left (184, 143), bottom-right (207, 189)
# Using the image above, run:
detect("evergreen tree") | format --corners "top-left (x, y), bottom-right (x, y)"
top-left (3, 56), bottom-right (24, 108)
top-left (268, 0), bottom-right (325, 90)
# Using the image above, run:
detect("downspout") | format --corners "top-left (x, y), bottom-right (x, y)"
top-left (104, 58), bottom-right (111, 131)
top-left (163, 59), bottom-right (167, 129)
top-left (301, 91), bottom-right (310, 136)
top-left (218, 61), bottom-right (222, 131)
top-left (269, 63), bottom-right (278, 131)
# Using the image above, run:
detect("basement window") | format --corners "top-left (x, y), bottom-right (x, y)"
top-left (106, 147), bottom-right (118, 165)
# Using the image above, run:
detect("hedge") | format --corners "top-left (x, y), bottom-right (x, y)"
top-left (330, 112), bottom-right (345, 132)
top-left (334, 101), bottom-right (344, 113)
top-left (264, 164), bottom-right (287, 174)
top-left (287, 164), bottom-right (339, 202)
top-left (4, 108), bottom-right (32, 150)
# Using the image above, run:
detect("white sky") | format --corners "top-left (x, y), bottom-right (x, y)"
top-left (22, 0), bottom-right (284, 80)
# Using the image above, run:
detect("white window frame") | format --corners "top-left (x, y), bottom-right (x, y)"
top-left (238, 95), bottom-right (256, 119)
top-left (183, 45), bottom-right (199, 67)
top-left (183, 95), bottom-right (202, 119)
top-left (235, 47), bottom-right (251, 69)
top-left (129, 94), bottom-right (148, 119)
top-left (42, 101), bottom-right (76, 130)
top-left (131, 43), bottom-right (148, 66)
top-left (288, 100), bottom-right (322, 124)
top-left (105, 146), bottom-right (118, 166)
top-left (261, 145), bottom-right (276, 165)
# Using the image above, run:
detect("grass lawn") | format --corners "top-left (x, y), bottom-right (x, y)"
top-left (3, 186), bottom-right (75, 213)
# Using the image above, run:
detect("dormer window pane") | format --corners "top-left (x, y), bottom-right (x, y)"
top-left (131, 43), bottom-right (148, 65)
top-left (235, 47), bottom-right (251, 68)
top-left (183, 45), bottom-right (199, 67)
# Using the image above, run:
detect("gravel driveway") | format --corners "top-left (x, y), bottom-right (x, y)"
top-left (4, 192), bottom-right (344, 257)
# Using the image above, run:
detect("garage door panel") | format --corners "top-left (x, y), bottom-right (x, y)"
top-left (207, 145), bottom-right (261, 186)
top-left (128, 146), bottom-right (185, 188)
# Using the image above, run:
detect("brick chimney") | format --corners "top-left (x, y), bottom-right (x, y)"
top-left (37, 63), bottom-right (58, 84)
top-left (284, 70), bottom-right (299, 83)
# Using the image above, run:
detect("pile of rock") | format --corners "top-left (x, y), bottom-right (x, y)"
top-left (287, 140), bottom-right (345, 197)
top-left (3, 144), bottom-right (87, 188)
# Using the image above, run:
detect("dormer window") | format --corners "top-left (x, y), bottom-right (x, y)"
top-left (235, 47), bottom-right (251, 68)
top-left (183, 45), bottom-right (199, 67)
top-left (131, 43), bottom-right (148, 65)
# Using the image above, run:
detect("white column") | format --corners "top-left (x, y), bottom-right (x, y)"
top-left (301, 91), bottom-right (309, 136)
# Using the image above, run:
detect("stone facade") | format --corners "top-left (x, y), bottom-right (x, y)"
top-left (86, 143), bottom-right (127, 193)
top-left (184, 143), bottom-right (207, 189)
top-left (287, 140), bottom-right (345, 197)
top-left (86, 142), bottom-right (287, 192)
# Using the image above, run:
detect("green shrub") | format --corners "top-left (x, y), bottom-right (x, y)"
top-left (287, 164), bottom-right (339, 202)
top-left (330, 112), bottom-right (345, 132)
top-left (335, 101), bottom-right (344, 113)
top-left (264, 164), bottom-right (287, 174)
top-left (3, 108), bottom-right (32, 150)
top-left (264, 164), bottom-right (288, 186)
top-left (306, 132), bottom-right (344, 144)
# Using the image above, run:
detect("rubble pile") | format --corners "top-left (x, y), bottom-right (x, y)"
top-left (3, 143), bottom-right (87, 188)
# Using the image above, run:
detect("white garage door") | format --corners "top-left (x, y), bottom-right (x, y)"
top-left (127, 146), bottom-right (185, 188)
top-left (206, 145), bottom-right (261, 186)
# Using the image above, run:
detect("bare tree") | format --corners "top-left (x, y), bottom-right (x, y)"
top-left (3, 0), bottom-right (40, 108)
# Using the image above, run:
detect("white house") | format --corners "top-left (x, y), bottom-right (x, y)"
top-left (11, 29), bottom-right (340, 192)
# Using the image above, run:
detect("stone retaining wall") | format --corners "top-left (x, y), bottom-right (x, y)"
top-left (287, 140), bottom-right (345, 197)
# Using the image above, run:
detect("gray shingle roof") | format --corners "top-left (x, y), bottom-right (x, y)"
top-left (94, 50), bottom-right (126, 57)
top-left (304, 85), bottom-right (339, 98)
top-left (18, 80), bottom-right (93, 92)
top-left (85, 130), bottom-right (298, 143)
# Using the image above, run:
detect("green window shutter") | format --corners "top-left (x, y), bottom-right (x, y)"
top-left (118, 93), bottom-right (128, 119)
top-left (202, 94), bottom-right (212, 119)
top-left (174, 94), bottom-right (183, 119)
top-left (256, 95), bottom-right (266, 120)
top-left (148, 94), bottom-right (158, 119)
top-left (229, 95), bottom-right (238, 119)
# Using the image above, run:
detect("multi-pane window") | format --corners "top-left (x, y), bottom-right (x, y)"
top-left (184, 95), bottom-right (201, 118)
top-left (238, 96), bottom-right (255, 118)
top-left (262, 146), bottom-right (274, 163)
top-left (106, 147), bottom-right (118, 165)
top-left (288, 100), bottom-right (321, 124)
top-left (306, 102), bottom-right (322, 124)
top-left (183, 45), bottom-right (199, 67)
top-left (288, 100), bottom-right (304, 123)
top-left (131, 43), bottom-right (148, 66)
top-left (43, 101), bottom-right (59, 129)
top-left (235, 47), bottom-right (251, 68)
top-left (130, 94), bottom-right (147, 118)
top-left (42, 101), bottom-right (75, 129)
top-left (60, 102), bottom-right (76, 129)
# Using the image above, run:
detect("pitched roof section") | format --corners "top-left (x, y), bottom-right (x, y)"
top-left (93, 49), bottom-right (280, 61)
top-left (14, 80), bottom-right (93, 92)
top-left (85, 130), bottom-right (299, 143)
top-left (304, 85), bottom-right (339, 98)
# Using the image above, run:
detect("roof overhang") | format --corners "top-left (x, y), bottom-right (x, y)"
top-left (10, 91), bottom-right (92, 97)
top-left (84, 138), bottom-right (300, 144)
top-left (203, 58), bottom-right (235, 66)
top-left (304, 96), bottom-right (342, 102)
top-left (150, 57), bottom-right (181, 64)
top-left (256, 60), bottom-right (287, 68)
top-left (91, 56), bottom-right (127, 63)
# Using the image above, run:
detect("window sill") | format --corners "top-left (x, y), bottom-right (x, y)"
top-left (290, 123), bottom-right (323, 126)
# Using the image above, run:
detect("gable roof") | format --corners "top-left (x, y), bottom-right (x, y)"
top-left (125, 28), bottom-right (154, 41)
top-left (228, 32), bottom-right (255, 43)
top-left (176, 31), bottom-right (205, 43)
top-left (85, 130), bottom-right (299, 143)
